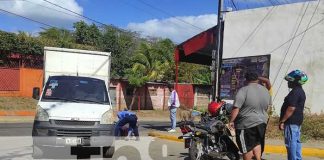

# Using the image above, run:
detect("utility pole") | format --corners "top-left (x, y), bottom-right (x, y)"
top-left (212, 0), bottom-right (224, 102)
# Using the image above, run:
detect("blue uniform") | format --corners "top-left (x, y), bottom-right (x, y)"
top-left (117, 111), bottom-right (135, 120)
top-left (114, 111), bottom-right (139, 138)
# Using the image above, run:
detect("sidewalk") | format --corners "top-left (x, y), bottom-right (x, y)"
top-left (147, 128), bottom-right (324, 158)
top-left (0, 116), bottom-right (34, 123)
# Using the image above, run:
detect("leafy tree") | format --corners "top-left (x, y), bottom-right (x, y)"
top-left (126, 42), bottom-right (162, 109)
top-left (73, 21), bottom-right (102, 46)
top-left (0, 31), bottom-right (16, 54)
top-left (0, 20), bottom-right (211, 86)
top-left (99, 26), bottom-right (140, 78)
top-left (178, 62), bottom-right (211, 84)
top-left (39, 28), bottom-right (74, 48)
top-left (150, 39), bottom-right (176, 81)
top-left (0, 31), bottom-right (17, 65)
top-left (192, 66), bottom-right (211, 84)
top-left (15, 32), bottom-right (43, 55)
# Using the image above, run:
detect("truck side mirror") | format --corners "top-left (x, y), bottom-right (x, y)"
top-left (32, 87), bottom-right (40, 100)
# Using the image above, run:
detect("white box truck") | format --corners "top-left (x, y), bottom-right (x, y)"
top-left (32, 47), bottom-right (115, 158)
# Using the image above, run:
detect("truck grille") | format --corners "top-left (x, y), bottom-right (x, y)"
top-left (54, 120), bottom-right (96, 126)
top-left (57, 130), bottom-right (92, 137)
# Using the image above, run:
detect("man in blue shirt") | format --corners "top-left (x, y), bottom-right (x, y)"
top-left (279, 70), bottom-right (308, 160)
top-left (114, 109), bottom-right (139, 140)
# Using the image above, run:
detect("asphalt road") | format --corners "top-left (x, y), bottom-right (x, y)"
top-left (0, 121), bottom-right (173, 136)
top-left (0, 122), bottom-right (322, 160)
top-left (0, 122), bottom-right (189, 160)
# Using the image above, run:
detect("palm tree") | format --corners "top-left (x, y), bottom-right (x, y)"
top-left (126, 41), bottom-right (171, 110)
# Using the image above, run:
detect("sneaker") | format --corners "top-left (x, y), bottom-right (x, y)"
top-left (168, 129), bottom-right (176, 133)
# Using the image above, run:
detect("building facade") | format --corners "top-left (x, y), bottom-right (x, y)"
top-left (223, 1), bottom-right (324, 113)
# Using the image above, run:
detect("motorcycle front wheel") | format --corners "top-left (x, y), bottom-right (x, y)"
top-left (189, 139), bottom-right (207, 160)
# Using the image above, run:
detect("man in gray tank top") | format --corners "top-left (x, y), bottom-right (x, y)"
top-left (229, 71), bottom-right (271, 160)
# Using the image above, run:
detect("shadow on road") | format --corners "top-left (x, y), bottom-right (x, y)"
top-left (140, 123), bottom-right (170, 132)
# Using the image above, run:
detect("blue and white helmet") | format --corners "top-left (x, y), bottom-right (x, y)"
top-left (284, 69), bottom-right (308, 85)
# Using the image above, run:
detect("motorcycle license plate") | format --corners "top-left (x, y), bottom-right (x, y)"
top-left (184, 138), bottom-right (191, 148)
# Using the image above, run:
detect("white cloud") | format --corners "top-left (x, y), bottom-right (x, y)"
top-left (0, 0), bottom-right (83, 28)
top-left (127, 14), bottom-right (218, 43)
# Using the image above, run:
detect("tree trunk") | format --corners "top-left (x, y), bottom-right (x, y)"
top-left (129, 88), bottom-right (137, 110)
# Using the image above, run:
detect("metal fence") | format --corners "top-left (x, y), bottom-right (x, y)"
top-left (0, 67), bottom-right (20, 91)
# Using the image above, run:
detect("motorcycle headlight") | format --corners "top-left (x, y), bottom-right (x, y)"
top-left (35, 105), bottom-right (49, 121)
top-left (100, 110), bottom-right (114, 124)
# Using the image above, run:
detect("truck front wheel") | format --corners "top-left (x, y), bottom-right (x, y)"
top-left (102, 146), bottom-right (114, 158)
top-left (32, 145), bottom-right (43, 159)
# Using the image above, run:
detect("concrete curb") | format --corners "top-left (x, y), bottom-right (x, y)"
top-left (0, 110), bottom-right (35, 116)
top-left (148, 131), bottom-right (324, 158)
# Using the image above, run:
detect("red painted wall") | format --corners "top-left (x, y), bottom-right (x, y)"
top-left (0, 68), bottom-right (43, 97)
top-left (177, 84), bottom-right (194, 108)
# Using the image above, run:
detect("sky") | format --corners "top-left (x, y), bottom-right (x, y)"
top-left (0, 0), bottom-right (309, 43)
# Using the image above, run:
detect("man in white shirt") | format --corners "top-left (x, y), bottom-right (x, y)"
top-left (167, 84), bottom-right (180, 132)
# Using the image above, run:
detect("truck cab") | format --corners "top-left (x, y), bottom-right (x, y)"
top-left (32, 47), bottom-right (114, 158)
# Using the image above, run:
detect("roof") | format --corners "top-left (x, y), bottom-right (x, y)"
top-left (174, 23), bottom-right (224, 65)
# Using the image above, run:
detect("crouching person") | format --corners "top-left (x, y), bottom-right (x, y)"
top-left (114, 109), bottom-right (139, 141)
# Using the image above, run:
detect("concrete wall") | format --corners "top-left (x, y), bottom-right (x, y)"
top-left (109, 80), bottom-right (207, 110)
top-left (223, 1), bottom-right (324, 114)
top-left (19, 68), bottom-right (43, 97)
top-left (109, 80), bottom-right (169, 111)
top-left (194, 85), bottom-right (211, 108)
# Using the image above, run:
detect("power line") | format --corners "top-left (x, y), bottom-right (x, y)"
top-left (271, 2), bottom-right (310, 88)
top-left (41, 0), bottom-right (126, 32)
top-left (273, 0), bottom-right (320, 101)
top-left (42, 0), bottom-right (101, 24)
top-left (231, 6), bottom-right (276, 58)
top-left (266, 19), bottom-right (324, 56)
top-left (119, 0), bottom-right (159, 19)
top-left (267, 0), bottom-right (276, 6)
top-left (230, 0), bottom-right (238, 10)
top-left (119, 0), bottom-right (187, 31)
top-left (24, 0), bottom-right (84, 21)
top-left (0, 7), bottom-right (55, 28)
top-left (137, 0), bottom-right (204, 31)
top-left (271, 2), bottom-right (307, 75)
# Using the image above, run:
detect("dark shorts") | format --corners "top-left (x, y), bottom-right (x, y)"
top-left (235, 123), bottom-right (267, 153)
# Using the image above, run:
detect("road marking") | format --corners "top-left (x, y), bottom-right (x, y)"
top-left (162, 144), bottom-right (167, 157)
top-left (148, 131), bottom-right (324, 158)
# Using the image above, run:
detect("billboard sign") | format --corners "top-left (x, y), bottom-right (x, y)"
top-left (220, 54), bottom-right (271, 100)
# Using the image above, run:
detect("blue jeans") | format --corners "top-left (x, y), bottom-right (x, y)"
top-left (114, 115), bottom-right (139, 137)
top-left (169, 107), bottom-right (177, 129)
top-left (284, 124), bottom-right (302, 160)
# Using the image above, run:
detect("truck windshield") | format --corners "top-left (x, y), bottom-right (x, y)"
top-left (41, 76), bottom-right (109, 104)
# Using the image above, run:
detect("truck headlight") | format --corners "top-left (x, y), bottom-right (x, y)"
top-left (100, 110), bottom-right (114, 124)
top-left (35, 105), bottom-right (49, 121)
